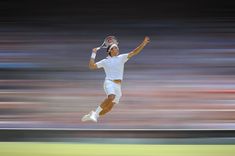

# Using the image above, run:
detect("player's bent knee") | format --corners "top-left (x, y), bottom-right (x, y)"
top-left (108, 94), bottom-right (115, 101)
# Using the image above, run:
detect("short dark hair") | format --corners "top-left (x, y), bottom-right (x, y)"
top-left (107, 45), bottom-right (112, 56)
top-left (107, 45), bottom-right (112, 53)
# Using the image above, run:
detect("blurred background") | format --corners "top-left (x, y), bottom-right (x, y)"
top-left (0, 0), bottom-right (235, 130)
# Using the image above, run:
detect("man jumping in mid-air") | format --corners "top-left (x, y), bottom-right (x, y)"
top-left (82, 36), bottom-right (150, 122)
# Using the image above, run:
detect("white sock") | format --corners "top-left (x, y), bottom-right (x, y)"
top-left (95, 106), bottom-right (103, 117)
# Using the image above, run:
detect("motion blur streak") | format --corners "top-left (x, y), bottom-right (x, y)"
top-left (1, 20), bottom-right (234, 129)
top-left (0, 1), bottom-right (235, 129)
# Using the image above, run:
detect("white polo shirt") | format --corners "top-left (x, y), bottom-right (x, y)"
top-left (96, 53), bottom-right (129, 80)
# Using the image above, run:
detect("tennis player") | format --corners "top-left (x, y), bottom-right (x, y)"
top-left (82, 36), bottom-right (150, 122)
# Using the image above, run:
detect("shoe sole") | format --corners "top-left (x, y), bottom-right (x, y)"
top-left (81, 115), bottom-right (91, 122)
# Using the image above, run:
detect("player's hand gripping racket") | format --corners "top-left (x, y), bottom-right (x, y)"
top-left (96, 36), bottom-right (119, 51)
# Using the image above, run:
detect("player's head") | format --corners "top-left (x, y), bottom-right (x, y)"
top-left (107, 44), bottom-right (119, 57)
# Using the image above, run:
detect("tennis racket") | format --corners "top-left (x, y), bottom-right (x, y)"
top-left (96, 36), bottom-right (119, 51)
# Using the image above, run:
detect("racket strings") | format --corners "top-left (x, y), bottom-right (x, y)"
top-left (96, 36), bottom-right (118, 51)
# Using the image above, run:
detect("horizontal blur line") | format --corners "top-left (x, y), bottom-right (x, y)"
top-left (1, 129), bottom-right (234, 140)
top-left (156, 109), bottom-right (235, 111)
top-left (0, 102), bottom-right (41, 104)
top-left (0, 128), bottom-right (234, 131)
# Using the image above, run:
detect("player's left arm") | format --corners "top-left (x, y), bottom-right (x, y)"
top-left (127, 36), bottom-right (150, 59)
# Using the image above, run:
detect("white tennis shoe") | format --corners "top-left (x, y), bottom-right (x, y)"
top-left (89, 111), bottom-right (98, 122)
top-left (81, 111), bottom-right (92, 122)
top-left (81, 111), bottom-right (97, 122)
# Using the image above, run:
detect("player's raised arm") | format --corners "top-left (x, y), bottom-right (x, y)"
top-left (128, 36), bottom-right (150, 59)
top-left (89, 48), bottom-right (98, 70)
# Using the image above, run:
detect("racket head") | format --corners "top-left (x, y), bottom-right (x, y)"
top-left (104, 36), bottom-right (118, 47)
top-left (96, 36), bottom-right (119, 51)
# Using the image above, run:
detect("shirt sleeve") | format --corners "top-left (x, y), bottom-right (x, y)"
top-left (120, 53), bottom-right (129, 63)
top-left (96, 59), bottom-right (105, 68)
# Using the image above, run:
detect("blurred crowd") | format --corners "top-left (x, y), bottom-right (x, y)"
top-left (0, 19), bottom-right (235, 129)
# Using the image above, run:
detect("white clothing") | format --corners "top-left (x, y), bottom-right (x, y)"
top-left (103, 79), bottom-right (122, 104)
top-left (96, 53), bottom-right (129, 80)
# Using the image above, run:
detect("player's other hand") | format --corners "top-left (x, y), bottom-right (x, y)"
top-left (143, 36), bottom-right (150, 46)
top-left (92, 48), bottom-right (98, 53)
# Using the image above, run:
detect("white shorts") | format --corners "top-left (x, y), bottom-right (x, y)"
top-left (103, 79), bottom-right (122, 104)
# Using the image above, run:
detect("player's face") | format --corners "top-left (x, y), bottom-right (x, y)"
top-left (110, 47), bottom-right (119, 56)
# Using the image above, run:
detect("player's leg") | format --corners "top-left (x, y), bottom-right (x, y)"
top-left (99, 82), bottom-right (121, 116)
top-left (88, 95), bottom-right (115, 122)
top-left (82, 94), bottom-right (115, 123)
top-left (81, 80), bottom-right (117, 122)
top-left (99, 102), bottom-right (115, 116)
top-left (91, 80), bottom-right (116, 121)
top-left (100, 94), bottom-right (115, 108)
top-left (95, 94), bottom-right (115, 116)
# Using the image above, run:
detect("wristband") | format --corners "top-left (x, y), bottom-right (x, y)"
top-left (91, 52), bottom-right (96, 59)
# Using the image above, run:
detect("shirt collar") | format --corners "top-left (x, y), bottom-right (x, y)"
top-left (106, 55), bottom-right (117, 59)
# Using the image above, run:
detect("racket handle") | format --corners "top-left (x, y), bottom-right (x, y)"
top-left (96, 47), bottom-right (101, 51)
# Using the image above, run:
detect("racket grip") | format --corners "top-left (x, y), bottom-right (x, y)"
top-left (96, 47), bottom-right (101, 51)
